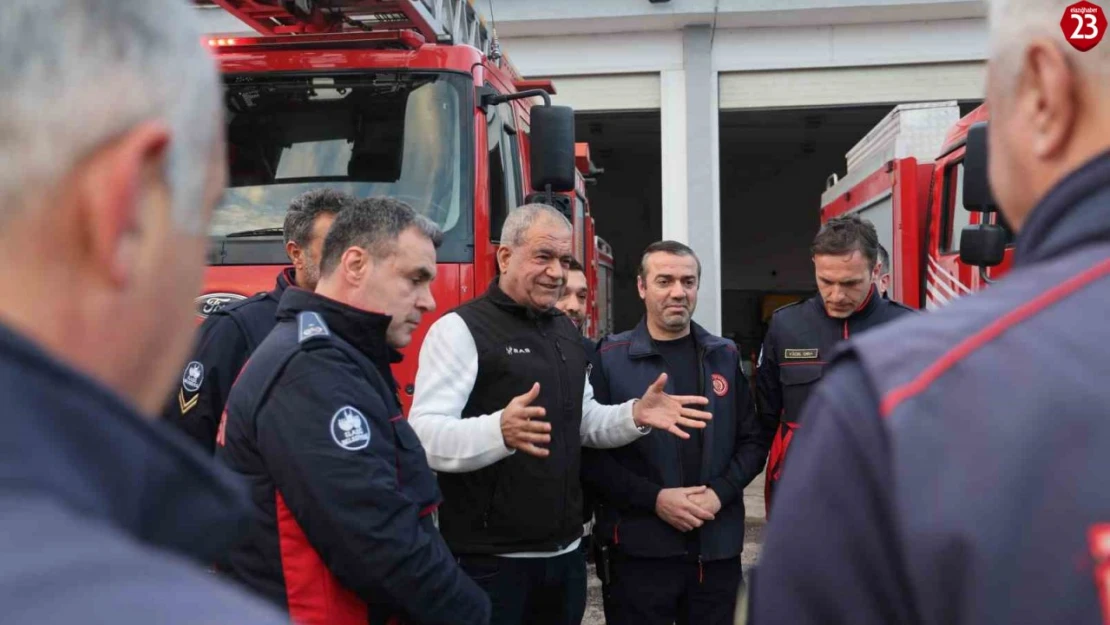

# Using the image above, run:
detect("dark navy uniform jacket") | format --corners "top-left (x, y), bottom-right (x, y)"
top-left (583, 319), bottom-right (767, 561)
top-left (0, 322), bottom-right (284, 623)
top-left (756, 285), bottom-right (913, 514)
top-left (750, 151), bottom-right (1110, 625)
top-left (163, 268), bottom-right (292, 452)
top-left (216, 287), bottom-right (489, 625)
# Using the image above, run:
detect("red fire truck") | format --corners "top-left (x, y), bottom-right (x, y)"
top-left (194, 0), bottom-right (614, 413)
top-left (820, 101), bottom-right (1011, 310)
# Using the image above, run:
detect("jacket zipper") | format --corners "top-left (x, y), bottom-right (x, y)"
top-left (696, 345), bottom-right (707, 480)
top-left (537, 320), bottom-right (571, 538)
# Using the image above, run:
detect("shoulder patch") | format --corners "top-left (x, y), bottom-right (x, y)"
top-left (298, 311), bottom-right (330, 343)
top-left (182, 361), bottom-right (204, 393)
top-left (331, 406), bottom-right (371, 451)
top-left (178, 360), bottom-right (205, 415)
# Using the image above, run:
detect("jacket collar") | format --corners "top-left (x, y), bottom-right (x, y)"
top-left (276, 288), bottom-right (403, 373)
top-left (0, 321), bottom-right (251, 564)
top-left (627, 316), bottom-right (731, 358)
top-left (276, 267), bottom-right (296, 294)
top-left (812, 283), bottom-right (880, 321)
top-left (485, 277), bottom-right (563, 322)
top-left (1015, 149), bottom-right (1110, 267)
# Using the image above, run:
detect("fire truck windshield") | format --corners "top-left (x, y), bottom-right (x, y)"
top-left (209, 71), bottom-right (473, 265)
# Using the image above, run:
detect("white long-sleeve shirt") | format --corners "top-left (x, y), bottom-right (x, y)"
top-left (408, 312), bottom-right (647, 474)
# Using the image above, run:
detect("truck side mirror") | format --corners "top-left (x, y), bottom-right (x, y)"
top-left (530, 105), bottom-right (576, 193)
top-left (962, 122), bottom-right (998, 213)
top-left (959, 223), bottom-right (1007, 267)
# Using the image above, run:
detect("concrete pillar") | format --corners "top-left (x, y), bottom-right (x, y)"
top-left (660, 69), bottom-right (689, 246)
top-left (661, 25), bottom-right (721, 334)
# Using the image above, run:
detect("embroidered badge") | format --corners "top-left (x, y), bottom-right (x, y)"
top-left (711, 373), bottom-right (729, 397)
top-left (182, 361), bottom-right (204, 393)
top-left (331, 406), bottom-right (371, 451)
top-left (784, 348), bottom-right (819, 359)
top-left (298, 311), bottom-right (330, 343)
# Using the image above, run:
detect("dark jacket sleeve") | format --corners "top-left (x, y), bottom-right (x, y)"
top-left (580, 341), bottom-right (663, 513)
top-left (256, 349), bottom-right (490, 625)
top-left (755, 322), bottom-right (783, 437)
top-left (748, 356), bottom-right (915, 625)
top-left (708, 364), bottom-right (769, 506)
top-left (1, 496), bottom-right (289, 625)
top-left (162, 315), bottom-right (249, 453)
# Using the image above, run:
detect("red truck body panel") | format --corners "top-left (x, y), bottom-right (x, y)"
top-left (820, 103), bottom-right (1014, 309)
top-left (199, 6), bottom-right (610, 414)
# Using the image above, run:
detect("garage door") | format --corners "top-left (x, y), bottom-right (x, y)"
top-left (719, 62), bottom-right (984, 110)
top-left (544, 73), bottom-right (660, 112)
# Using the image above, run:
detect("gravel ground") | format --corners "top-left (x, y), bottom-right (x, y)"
top-left (580, 471), bottom-right (767, 625)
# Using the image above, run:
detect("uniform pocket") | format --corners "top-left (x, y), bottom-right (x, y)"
top-left (778, 363), bottom-right (824, 386)
top-left (393, 420), bottom-right (424, 450)
top-left (778, 363), bottom-right (824, 424)
top-left (391, 420), bottom-right (437, 503)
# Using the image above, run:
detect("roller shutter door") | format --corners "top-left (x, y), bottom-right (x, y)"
top-left (719, 62), bottom-right (984, 110)
top-left (545, 73), bottom-right (661, 112)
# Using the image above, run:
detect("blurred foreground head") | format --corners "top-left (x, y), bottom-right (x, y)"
top-left (986, 0), bottom-right (1110, 231)
top-left (0, 0), bottom-right (225, 415)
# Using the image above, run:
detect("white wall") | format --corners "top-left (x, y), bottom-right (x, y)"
top-left (474, 0), bottom-right (985, 36)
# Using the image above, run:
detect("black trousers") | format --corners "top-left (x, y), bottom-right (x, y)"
top-left (456, 547), bottom-right (587, 625)
top-left (600, 552), bottom-right (743, 625)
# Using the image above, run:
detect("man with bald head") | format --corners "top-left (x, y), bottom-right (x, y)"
top-left (410, 204), bottom-right (714, 625)
top-left (749, 1), bottom-right (1110, 623)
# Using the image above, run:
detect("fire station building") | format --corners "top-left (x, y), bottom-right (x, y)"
top-left (197, 0), bottom-right (987, 359)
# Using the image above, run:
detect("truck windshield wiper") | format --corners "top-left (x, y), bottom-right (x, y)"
top-left (224, 228), bottom-right (283, 238)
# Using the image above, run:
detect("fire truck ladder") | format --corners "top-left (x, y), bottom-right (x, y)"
top-left (203, 0), bottom-right (494, 57)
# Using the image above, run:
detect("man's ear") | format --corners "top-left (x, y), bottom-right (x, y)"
top-left (340, 246), bottom-right (368, 284)
top-left (496, 245), bottom-right (511, 275)
top-left (286, 241), bottom-right (303, 270)
top-left (77, 122), bottom-right (171, 288)
top-left (637, 275), bottom-right (647, 299)
top-left (1023, 38), bottom-right (1078, 160)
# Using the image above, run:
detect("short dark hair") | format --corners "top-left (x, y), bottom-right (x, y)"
top-left (567, 257), bottom-right (584, 273)
top-left (319, 197), bottom-right (443, 276)
top-left (283, 188), bottom-right (357, 247)
top-left (811, 214), bottom-right (880, 269)
top-left (877, 244), bottom-right (890, 276)
top-left (638, 240), bottom-right (701, 281)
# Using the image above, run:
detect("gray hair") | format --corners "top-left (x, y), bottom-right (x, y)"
top-left (877, 244), bottom-right (890, 277)
top-left (0, 0), bottom-right (222, 233)
top-left (499, 203), bottom-right (572, 247)
top-left (988, 0), bottom-right (1110, 89)
top-left (320, 197), bottom-right (443, 276)
top-left (283, 188), bottom-right (357, 247)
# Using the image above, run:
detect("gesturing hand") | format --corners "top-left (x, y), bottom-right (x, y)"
top-left (632, 373), bottom-right (712, 439)
top-left (500, 382), bottom-right (550, 458)
top-left (656, 486), bottom-right (716, 532)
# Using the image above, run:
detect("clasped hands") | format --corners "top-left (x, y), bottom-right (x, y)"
top-left (655, 486), bottom-right (721, 532)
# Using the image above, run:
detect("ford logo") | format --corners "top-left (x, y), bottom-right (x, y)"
top-left (195, 292), bottom-right (247, 319)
